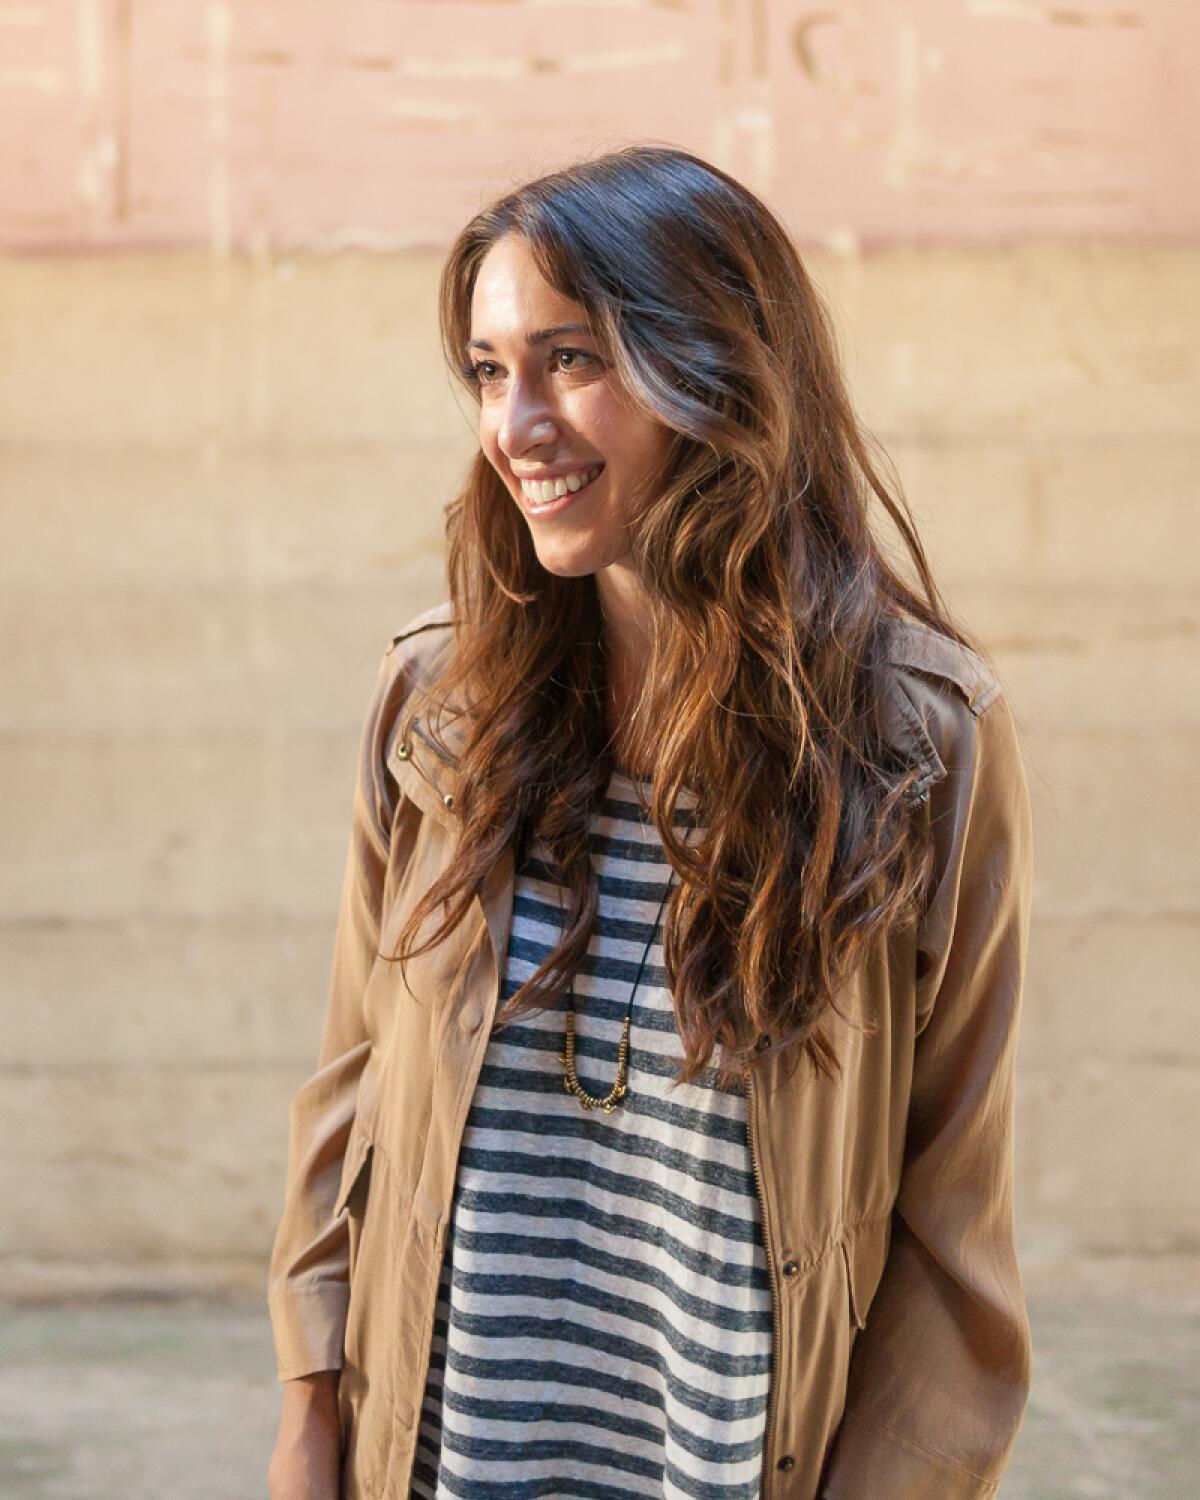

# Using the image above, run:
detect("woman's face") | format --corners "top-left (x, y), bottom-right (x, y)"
top-left (466, 234), bottom-right (674, 581)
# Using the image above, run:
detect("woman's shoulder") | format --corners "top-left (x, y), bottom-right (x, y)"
top-left (881, 610), bottom-right (1002, 718)
top-left (877, 610), bottom-right (1017, 809)
top-left (384, 598), bottom-right (457, 660)
top-left (373, 599), bottom-right (460, 710)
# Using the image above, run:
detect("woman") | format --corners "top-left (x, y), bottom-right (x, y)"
top-left (266, 145), bottom-right (1035, 1500)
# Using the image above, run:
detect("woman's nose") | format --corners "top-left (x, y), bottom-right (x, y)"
top-left (497, 379), bottom-right (560, 457)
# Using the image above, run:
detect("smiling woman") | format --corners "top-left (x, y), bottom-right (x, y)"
top-left (458, 231), bottom-right (678, 741)
top-left (266, 144), bottom-right (1035, 1500)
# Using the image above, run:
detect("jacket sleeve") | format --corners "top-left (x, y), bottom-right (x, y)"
top-left (821, 689), bottom-right (1036, 1499)
top-left (265, 641), bottom-right (406, 1382)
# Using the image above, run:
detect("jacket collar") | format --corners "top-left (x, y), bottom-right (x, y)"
top-left (392, 651), bottom-right (947, 827)
top-left (877, 671), bottom-right (945, 804)
top-left (387, 616), bottom-right (955, 999)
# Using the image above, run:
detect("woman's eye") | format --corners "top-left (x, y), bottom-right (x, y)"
top-left (554, 347), bottom-right (595, 372)
top-left (462, 348), bottom-right (597, 386)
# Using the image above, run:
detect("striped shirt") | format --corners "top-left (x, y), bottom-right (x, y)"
top-left (409, 768), bottom-right (772, 1500)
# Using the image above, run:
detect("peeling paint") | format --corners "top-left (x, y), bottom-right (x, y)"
top-left (966, 1), bottom-right (1047, 21)
top-left (180, 46), bottom-right (293, 66)
top-left (968, 0), bottom-right (1142, 22)
top-left (383, 99), bottom-right (489, 126)
top-left (349, 42), bottom-right (682, 80)
top-left (559, 44), bottom-right (684, 72)
top-left (748, 0), bottom-right (767, 79)
top-left (792, 10), bottom-right (839, 82)
top-left (205, 2), bottom-right (232, 259)
top-left (76, 0), bottom-right (101, 102)
top-left (1047, 8), bottom-right (1142, 26)
top-left (369, 55), bottom-right (525, 80)
top-left (74, 0), bottom-right (106, 210)
top-left (112, 0), bottom-right (131, 223)
top-left (716, 0), bottom-right (734, 89)
top-left (0, 63), bottom-right (61, 90)
top-left (341, 54), bottom-right (397, 73)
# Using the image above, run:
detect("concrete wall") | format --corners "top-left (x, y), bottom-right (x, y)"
top-left (1, 2), bottom-right (1197, 1292)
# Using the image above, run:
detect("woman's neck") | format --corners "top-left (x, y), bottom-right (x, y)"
top-left (596, 563), bottom-right (655, 774)
top-left (603, 655), bottom-right (651, 776)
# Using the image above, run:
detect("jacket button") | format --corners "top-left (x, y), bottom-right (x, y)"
top-left (459, 1000), bottom-right (483, 1034)
top-left (755, 1033), bottom-right (771, 1051)
top-left (776, 1454), bottom-right (795, 1472)
top-left (396, 743), bottom-right (410, 760)
top-left (442, 792), bottom-right (455, 808)
top-left (781, 1259), bottom-right (799, 1279)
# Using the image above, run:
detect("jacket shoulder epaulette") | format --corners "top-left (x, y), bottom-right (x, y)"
top-left (884, 615), bottom-right (1002, 718)
top-left (384, 599), bottom-right (457, 656)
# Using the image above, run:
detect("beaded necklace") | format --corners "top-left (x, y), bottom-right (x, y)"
top-left (558, 857), bottom-right (676, 1115)
top-left (555, 774), bottom-right (675, 1116)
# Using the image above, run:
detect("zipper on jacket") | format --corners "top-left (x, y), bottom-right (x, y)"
top-left (745, 1060), bottom-right (780, 1496)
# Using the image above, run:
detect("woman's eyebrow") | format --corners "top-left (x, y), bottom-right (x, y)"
top-left (467, 323), bottom-right (591, 352)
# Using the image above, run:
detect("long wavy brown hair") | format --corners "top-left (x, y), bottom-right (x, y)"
top-left (388, 142), bottom-right (987, 1090)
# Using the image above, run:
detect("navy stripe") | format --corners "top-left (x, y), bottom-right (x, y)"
top-left (435, 1345), bottom-right (769, 1427)
top-left (448, 1266), bottom-right (771, 1352)
top-left (450, 1191), bottom-right (766, 1287)
top-left (449, 1225), bottom-right (769, 1295)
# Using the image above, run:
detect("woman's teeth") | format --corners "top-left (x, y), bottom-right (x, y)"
top-left (521, 464), bottom-right (604, 504)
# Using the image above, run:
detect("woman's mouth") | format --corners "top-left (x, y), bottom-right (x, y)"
top-left (519, 462), bottom-right (605, 517)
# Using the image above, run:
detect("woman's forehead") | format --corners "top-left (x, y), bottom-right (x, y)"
top-left (469, 238), bottom-right (586, 333)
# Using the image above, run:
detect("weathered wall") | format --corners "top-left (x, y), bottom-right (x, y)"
top-left (1, 2), bottom-right (1197, 1292)
top-left (1, 1), bottom-right (1196, 251)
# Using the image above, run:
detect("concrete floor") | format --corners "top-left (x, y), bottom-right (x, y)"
top-left (1, 1266), bottom-right (1196, 1499)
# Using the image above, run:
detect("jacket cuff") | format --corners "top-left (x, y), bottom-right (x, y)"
top-left (821, 1412), bottom-right (1002, 1500)
top-left (267, 1278), bottom-right (348, 1382)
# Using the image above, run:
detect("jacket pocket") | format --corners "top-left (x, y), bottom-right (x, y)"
top-left (839, 1213), bottom-right (892, 1331)
top-left (335, 1126), bottom-right (375, 1219)
top-left (336, 1124), bottom-right (376, 1291)
top-left (336, 1121), bottom-right (399, 1493)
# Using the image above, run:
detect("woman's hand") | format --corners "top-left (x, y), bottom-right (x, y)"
top-left (267, 1370), bottom-right (342, 1500)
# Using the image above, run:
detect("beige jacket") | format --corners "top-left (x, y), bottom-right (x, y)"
top-left (266, 599), bottom-right (1035, 1500)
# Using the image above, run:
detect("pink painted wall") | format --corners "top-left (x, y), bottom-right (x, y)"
top-left (1, 0), bottom-right (1196, 252)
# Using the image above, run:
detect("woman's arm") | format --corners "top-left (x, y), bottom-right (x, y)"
top-left (265, 638), bottom-right (407, 1383)
top-left (821, 689), bottom-right (1036, 1499)
top-left (267, 1372), bottom-right (341, 1500)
